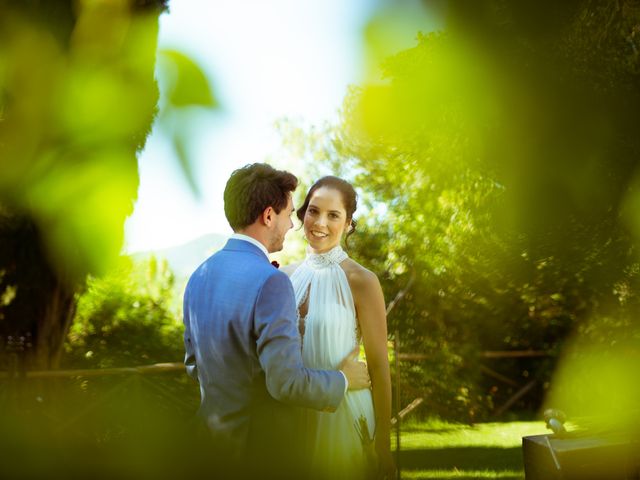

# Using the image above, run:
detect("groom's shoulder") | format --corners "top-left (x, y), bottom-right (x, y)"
top-left (188, 247), bottom-right (270, 281)
top-left (257, 268), bottom-right (294, 301)
top-left (211, 248), bottom-right (285, 281)
top-left (260, 263), bottom-right (291, 284)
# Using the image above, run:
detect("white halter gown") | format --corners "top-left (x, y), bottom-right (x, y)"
top-left (290, 245), bottom-right (377, 479)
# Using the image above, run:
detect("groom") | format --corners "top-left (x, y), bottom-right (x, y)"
top-left (183, 163), bottom-right (370, 476)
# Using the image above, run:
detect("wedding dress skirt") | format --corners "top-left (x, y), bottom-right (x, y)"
top-left (290, 246), bottom-right (377, 479)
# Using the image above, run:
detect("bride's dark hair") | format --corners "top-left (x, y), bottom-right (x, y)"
top-left (296, 176), bottom-right (358, 246)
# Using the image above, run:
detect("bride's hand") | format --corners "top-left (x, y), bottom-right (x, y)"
top-left (338, 346), bottom-right (370, 390)
top-left (376, 441), bottom-right (396, 479)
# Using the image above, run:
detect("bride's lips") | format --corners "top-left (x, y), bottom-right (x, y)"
top-left (310, 230), bottom-right (329, 239)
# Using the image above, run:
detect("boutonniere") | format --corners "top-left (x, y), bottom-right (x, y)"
top-left (271, 260), bottom-right (280, 269)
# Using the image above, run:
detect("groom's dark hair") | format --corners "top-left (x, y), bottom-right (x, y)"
top-left (224, 163), bottom-right (298, 231)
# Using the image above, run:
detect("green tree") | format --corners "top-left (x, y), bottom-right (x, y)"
top-left (0, 1), bottom-right (215, 369)
top-left (285, 0), bottom-right (640, 419)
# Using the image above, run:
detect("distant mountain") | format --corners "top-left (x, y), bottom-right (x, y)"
top-left (134, 233), bottom-right (228, 280)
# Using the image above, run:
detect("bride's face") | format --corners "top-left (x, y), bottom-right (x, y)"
top-left (303, 186), bottom-right (350, 253)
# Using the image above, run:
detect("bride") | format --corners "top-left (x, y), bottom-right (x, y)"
top-left (282, 176), bottom-right (395, 479)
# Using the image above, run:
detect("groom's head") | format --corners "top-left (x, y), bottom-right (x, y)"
top-left (224, 163), bottom-right (298, 253)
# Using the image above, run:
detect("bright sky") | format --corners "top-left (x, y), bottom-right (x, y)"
top-left (124, 0), bottom-right (439, 253)
top-left (123, 0), bottom-right (378, 252)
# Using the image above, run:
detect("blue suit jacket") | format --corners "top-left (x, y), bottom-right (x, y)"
top-left (183, 238), bottom-right (345, 459)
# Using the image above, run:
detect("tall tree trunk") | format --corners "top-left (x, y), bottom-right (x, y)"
top-left (0, 211), bottom-right (80, 371)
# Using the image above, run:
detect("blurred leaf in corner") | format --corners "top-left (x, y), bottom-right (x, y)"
top-left (156, 48), bottom-right (219, 199)
top-left (157, 49), bottom-right (217, 108)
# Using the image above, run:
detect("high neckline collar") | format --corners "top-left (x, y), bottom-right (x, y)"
top-left (305, 245), bottom-right (348, 269)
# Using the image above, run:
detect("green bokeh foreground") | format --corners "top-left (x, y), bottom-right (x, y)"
top-left (0, 375), bottom-right (540, 480)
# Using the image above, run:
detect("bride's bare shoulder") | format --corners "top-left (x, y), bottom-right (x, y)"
top-left (341, 258), bottom-right (378, 290)
top-left (341, 258), bottom-right (384, 310)
top-left (280, 261), bottom-right (302, 277)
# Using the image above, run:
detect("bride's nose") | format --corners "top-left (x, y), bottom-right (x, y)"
top-left (314, 215), bottom-right (327, 227)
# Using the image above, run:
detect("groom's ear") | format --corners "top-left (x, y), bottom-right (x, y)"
top-left (261, 206), bottom-right (275, 226)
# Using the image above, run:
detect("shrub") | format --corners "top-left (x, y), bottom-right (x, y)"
top-left (64, 256), bottom-right (184, 369)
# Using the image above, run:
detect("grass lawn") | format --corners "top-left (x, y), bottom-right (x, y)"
top-left (393, 418), bottom-right (548, 479)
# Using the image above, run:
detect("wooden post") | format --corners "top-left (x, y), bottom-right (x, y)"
top-left (493, 379), bottom-right (537, 417)
top-left (391, 397), bottom-right (424, 425)
top-left (394, 329), bottom-right (401, 480)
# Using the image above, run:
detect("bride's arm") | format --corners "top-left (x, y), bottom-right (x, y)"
top-left (352, 268), bottom-right (395, 477)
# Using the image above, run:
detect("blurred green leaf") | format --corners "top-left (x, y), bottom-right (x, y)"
top-left (171, 128), bottom-right (201, 199)
top-left (157, 49), bottom-right (216, 108)
top-left (155, 49), bottom-right (219, 198)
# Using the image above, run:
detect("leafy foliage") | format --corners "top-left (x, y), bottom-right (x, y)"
top-left (64, 256), bottom-right (183, 369)
top-left (283, 1), bottom-right (640, 420)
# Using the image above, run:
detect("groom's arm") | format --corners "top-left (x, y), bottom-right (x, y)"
top-left (254, 272), bottom-right (345, 412)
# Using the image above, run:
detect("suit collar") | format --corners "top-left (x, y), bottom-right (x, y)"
top-left (230, 233), bottom-right (269, 257)
top-left (224, 237), bottom-right (269, 260)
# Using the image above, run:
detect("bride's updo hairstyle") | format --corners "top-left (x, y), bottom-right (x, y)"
top-left (297, 176), bottom-right (358, 246)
